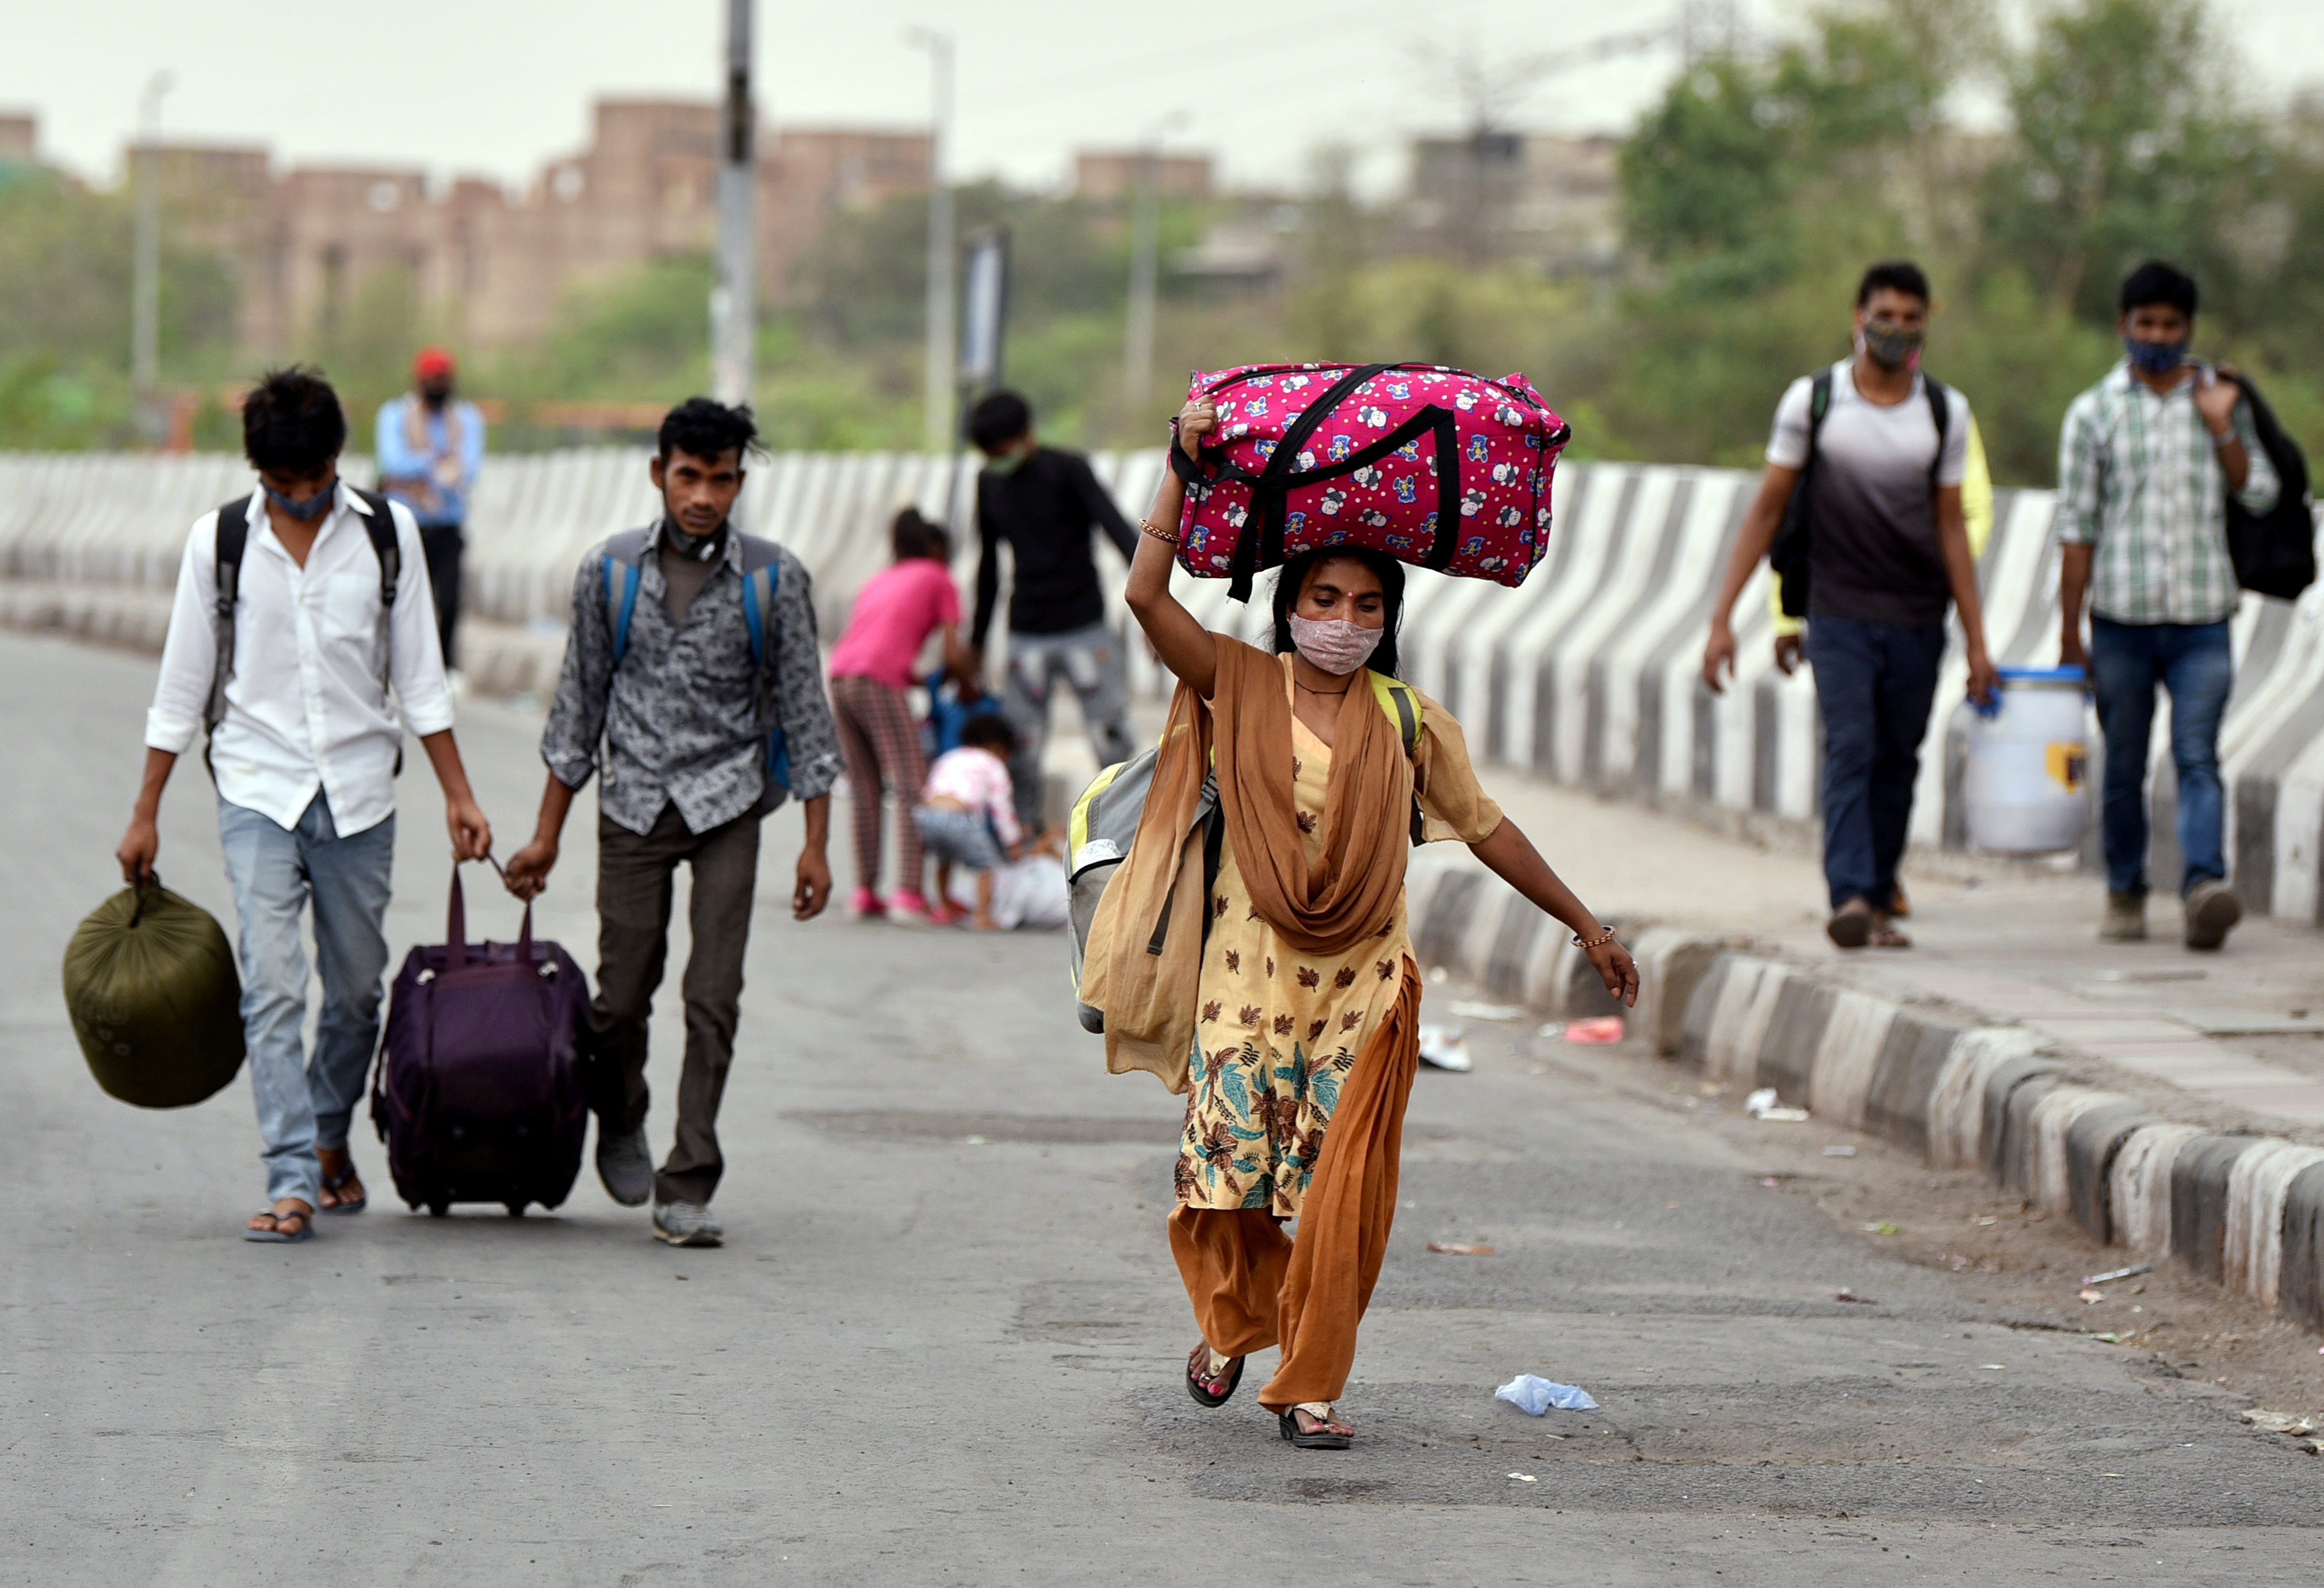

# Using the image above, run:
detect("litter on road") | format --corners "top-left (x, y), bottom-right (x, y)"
top-left (2084, 1262), bottom-right (2153, 1285)
top-left (1508, 1472), bottom-right (1537, 1482)
top-left (2078, 1288), bottom-right (2104, 1304)
top-left (1447, 999), bottom-right (1526, 1021)
top-left (1835, 1288), bottom-right (1875, 1304)
top-left (1428, 1242), bottom-right (1496, 1256)
top-left (1417, 1026), bottom-right (1473, 1072)
top-left (1560, 1016), bottom-right (1624, 1044)
top-left (1496, 1375), bottom-right (1598, 1415)
top-left (2242, 1410), bottom-right (2316, 1436)
top-left (1745, 1088), bottom-right (1809, 1122)
top-left (1863, 1221), bottom-right (1899, 1235)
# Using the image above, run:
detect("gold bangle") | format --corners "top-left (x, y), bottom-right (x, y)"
top-left (1572, 926), bottom-right (1618, 950)
top-left (1140, 517), bottom-right (1180, 545)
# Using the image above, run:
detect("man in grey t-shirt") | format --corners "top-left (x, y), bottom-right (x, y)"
top-left (1702, 261), bottom-right (1998, 949)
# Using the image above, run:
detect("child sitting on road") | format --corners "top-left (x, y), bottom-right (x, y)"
top-left (915, 714), bottom-right (1024, 930)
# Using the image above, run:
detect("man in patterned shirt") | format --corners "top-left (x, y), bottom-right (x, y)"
top-left (504, 399), bottom-right (843, 1246)
top-left (2058, 261), bottom-right (2279, 948)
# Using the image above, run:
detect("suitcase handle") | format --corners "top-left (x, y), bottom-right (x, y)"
top-left (446, 858), bottom-right (536, 972)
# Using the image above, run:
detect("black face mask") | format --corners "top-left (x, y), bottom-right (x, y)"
top-left (263, 478), bottom-right (338, 521)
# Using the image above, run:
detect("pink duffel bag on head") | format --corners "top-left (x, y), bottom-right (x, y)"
top-left (1168, 361), bottom-right (1571, 601)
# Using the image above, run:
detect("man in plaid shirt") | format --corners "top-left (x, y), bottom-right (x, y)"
top-left (2057, 261), bottom-right (2279, 948)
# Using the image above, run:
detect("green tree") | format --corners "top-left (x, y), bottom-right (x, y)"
top-left (1982, 0), bottom-right (2257, 319)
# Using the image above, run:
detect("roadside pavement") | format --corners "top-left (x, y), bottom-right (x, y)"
top-left (1477, 774), bottom-right (2324, 1135)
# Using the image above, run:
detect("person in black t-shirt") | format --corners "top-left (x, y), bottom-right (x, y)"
top-left (966, 389), bottom-right (1140, 829)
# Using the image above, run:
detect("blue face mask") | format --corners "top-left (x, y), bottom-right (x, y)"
top-left (262, 477), bottom-right (338, 520)
top-left (2124, 336), bottom-right (2189, 376)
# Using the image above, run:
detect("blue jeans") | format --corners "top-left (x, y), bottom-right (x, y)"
top-left (217, 794), bottom-right (396, 1205)
top-left (915, 805), bottom-right (1004, 871)
top-left (1807, 615), bottom-right (1947, 912)
top-left (2089, 617), bottom-right (2233, 898)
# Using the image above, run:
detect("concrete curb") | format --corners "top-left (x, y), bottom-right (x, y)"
top-left (1407, 856), bottom-right (2324, 1338)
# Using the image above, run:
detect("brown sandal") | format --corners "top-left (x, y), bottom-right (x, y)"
top-left (1186, 1341), bottom-right (1244, 1408)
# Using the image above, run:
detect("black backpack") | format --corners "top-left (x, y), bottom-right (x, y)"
top-left (2223, 372), bottom-right (2316, 601)
top-left (1768, 368), bottom-right (1952, 619)
top-left (204, 489), bottom-right (402, 773)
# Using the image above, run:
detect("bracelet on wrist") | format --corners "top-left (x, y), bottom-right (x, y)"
top-left (1572, 925), bottom-right (1619, 951)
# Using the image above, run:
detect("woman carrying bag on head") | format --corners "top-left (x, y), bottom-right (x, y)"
top-left (1089, 397), bottom-right (1637, 1450)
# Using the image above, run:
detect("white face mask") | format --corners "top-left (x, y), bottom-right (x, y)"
top-left (1287, 614), bottom-right (1383, 676)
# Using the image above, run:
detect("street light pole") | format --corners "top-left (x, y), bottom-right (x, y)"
top-left (131, 71), bottom-right (172, 427)
top-left (710, 0), bottom-right (756, 407)
top-left (1121, 110), bottom-right (1188, 428)
top-left (907, 28), bottom-right (955, 454)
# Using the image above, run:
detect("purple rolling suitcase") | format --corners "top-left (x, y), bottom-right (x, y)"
top-left (372, 865), bottom-right (591, 1217)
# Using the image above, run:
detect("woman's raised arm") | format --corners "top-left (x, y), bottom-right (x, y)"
top-left (1124, 400), bottom-right (1221, 698)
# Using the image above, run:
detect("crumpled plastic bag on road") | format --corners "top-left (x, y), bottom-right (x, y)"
top-left (1496, 1374), bottom-right (1597, 1415)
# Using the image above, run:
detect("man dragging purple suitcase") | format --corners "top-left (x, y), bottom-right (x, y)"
top-left (503, 399), bottom-right (842, 1248)
top-left (116, 368), bottom-right (495, 1243)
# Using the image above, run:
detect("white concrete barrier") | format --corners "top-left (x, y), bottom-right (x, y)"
top-left (6, 446), bottom-right (2322, 916)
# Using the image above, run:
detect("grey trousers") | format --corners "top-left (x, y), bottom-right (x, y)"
top-left (999, 621), bottom-right (1134, 831)
top-left (592, 803), bottom-right (761, 1206)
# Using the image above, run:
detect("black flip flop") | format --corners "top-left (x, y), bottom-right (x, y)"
top-left (1278, 1408), bottom-right (1352, 1449)
top-left (319, 1154), bottom-right (367, 1215)
top-left (243, 1206), bottom-right (314, 1243)
top-left (1186, 1341), bottom-right (1244, 1409)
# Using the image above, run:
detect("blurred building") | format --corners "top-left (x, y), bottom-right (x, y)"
top-left (1400, 131), bottom-right (1623, 274)
top-left (0, 113), bottom-right (35, 166)
top-left (109, 100), bottom-right (930, 354)
top-left (1072, 150), bottom-right (1213, 202)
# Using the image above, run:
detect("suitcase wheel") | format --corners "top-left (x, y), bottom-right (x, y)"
top-left (427, 1200), bottom-right (449, 1218)
top-left (504, 1201), bottom-right (526, 1218)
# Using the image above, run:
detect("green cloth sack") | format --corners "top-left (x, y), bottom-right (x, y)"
top-left (61, 878), bottom-right (245, 1108)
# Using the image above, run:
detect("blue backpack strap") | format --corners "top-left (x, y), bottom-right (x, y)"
top-left (736, 534), bottom-right (789, 791)
top-left (599, 527), bottom-right (653, 668)
top-left (736, 531), bottom-right (783, 664)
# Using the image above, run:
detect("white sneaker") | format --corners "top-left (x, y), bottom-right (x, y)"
top-left (652, 1201), bottom-right (723, 1247)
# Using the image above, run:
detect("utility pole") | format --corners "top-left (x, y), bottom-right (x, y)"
top-left (132, 71), bottom-right (172, 439)
top-left (710, 0), bottom-right (755, 407)
top-left (907, 27), bottom-right (955, 454)
top-left (1121, 110), bottom-right (1188, 427)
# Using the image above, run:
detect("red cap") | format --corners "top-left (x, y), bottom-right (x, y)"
top-left (412, 346), bottom-right (456, 379)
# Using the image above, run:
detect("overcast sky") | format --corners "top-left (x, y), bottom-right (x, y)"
top-left (6, 0), bottom-right (2321, 198)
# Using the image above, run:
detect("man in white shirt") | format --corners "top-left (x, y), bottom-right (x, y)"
top-left (1701, 261), bottom-right (1998, 950)
top-left (114, 368), bottom-right (492, 1244)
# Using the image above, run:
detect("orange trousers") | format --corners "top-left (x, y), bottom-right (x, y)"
top-left (1167, 971), bottom-right (1419, 1412)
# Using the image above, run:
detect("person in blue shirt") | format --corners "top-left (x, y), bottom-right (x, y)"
top-left (376, 346), bottom-right (486, 673)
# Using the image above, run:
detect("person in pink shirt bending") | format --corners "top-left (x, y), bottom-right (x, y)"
top-left (827, 509), bottom-right (973, 920)
top-left (916, 715), bottom-right (1025, 930)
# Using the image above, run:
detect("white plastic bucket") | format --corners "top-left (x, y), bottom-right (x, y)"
top-left (1963, 666), bottom-right (2090, 854)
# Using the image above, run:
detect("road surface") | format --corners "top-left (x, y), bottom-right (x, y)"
top-left (3, 629), bottom-right (2318, 1585)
